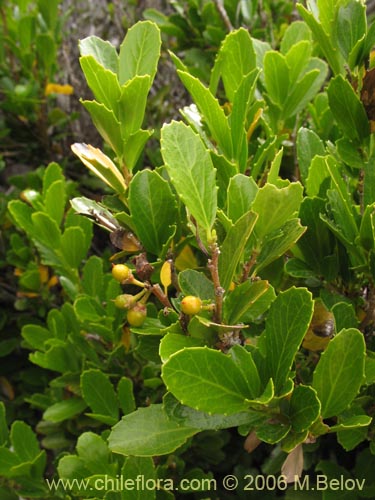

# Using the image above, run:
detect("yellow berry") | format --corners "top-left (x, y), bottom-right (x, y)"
top-left (127, 303), bottom-right (147, 327)
top-left (112, 264), bottom-right (131, 283)
top-left (181, 295), bottom-right (202, 315)
top-left (114, 294), bottom-right (135, 309)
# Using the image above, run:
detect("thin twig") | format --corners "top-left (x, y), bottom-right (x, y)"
top-left (208, 242), bottom-right (225, 323)
top-left (213, 0), bottom-right (234, 32)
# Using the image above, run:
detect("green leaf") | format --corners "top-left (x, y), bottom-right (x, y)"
top-left (335, 1), bottom-right (366, 60)
top-left (284, 61), bottom-right (328, 118)
top-left (123, 129), bottom-right (153, 171)
top-left (297, 128), bottom-right (325, 185)
top-left (60, 226), bottom-right (88, 269)
top-left (224, 279), bottom-right (275, 325)
top-left (288, 385), bottom-right (320, 432)
top-left (43, 398), bottom-right (87, 423)
top-left (118, 21), bottom-right (161, 85)
top-left (297, 4), bottom-right (343, 76)
top-left (81, 369), bottom-right (119, 422)
top-left (129, 170), bottom-right (177, 256)
top-left (251, 182), bottom-right (303, 240)
top-left (255, 219), bottom-right (306, 273)
top-left (256, 420), bottom-right (291, 444)
top-left (159, 334), bottom-right (205, 363)
top-left (36, 33), bottom-right (56, 72)
top-left (312, 328), bottom-right (366, 418)
top-left (108, 404), bottom-right (197, 456)
top-left (217, 28), bottom-right (256, 102)
top-left (332, 302), bottom-right (358, 332)
top-left (280, 21), bottom-right (312, 54)
top-left (260, 287), bottom-right (313, 394)
top-left (81, 100), bottom-right (123, 159)
top-left (121, 457), bottom-right (156, 500)
top-left (79, 36), bottom-right (118, 73)
top-left (364, 156), bottom-right (375, 206)
top-left (327, 75), bottom-right (370, 142)
top-left (80, 55), bottom-right (121, 113)
top-left (117, 377), bottom-right (136, 416)
top-left (227, 174), bottom-right (258, 223)
top-left (10, 421), bottom-right (40, 462)
top-left (229, 345), bottom-right (261, 399)
top-left (0, 402), bottom-right (8, 446)
top-left (163, 392), bottom-right (258, 431)
top-left (31, 212), bottom-right (61, 249)
top-left (82, 256), bottom-right (104, 298)
top-left (178, 270), bottom-right (215, 301)
top-left (118, 75), bottom-right (151, 137)
top-left (177, 70), bottom-right (233, 158)
top-left (76, 432), bottom-right (114, 475)
top-left (161, 121), bottom-right (217, 234)
top-left (264, 51), bottom-right (289, 107)
top-left (22, 324), bottom-right (51, 350)
top-left (43, 180), bottom-right (66, 226)
top-left (218, 211), bottom-right (258, 291)
top-left (162, 347), bottom-right (253, 414)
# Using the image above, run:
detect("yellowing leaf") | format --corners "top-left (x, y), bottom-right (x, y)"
top-left (160, 260), bottom-right (172, 295)
top-left (45, 83), bottom-right (74, 96)
top-left (71, 143), bottom-right (127, 194)
top-left (175, 244), bottom-right (198, 271)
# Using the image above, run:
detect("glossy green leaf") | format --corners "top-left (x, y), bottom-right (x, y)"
top-left (79, 55), bottom-right (121, 113)
top-left (227, 174), bottom-right (258, 223)
top-left (123, 129), bottom-right (152, 171)
top-left (121, 457), bottom-right (156, 500)
top-left (327, 75), bottom-right (370, 142)
top-left (43, 398), bottom-right (87, 423)
top-left (177, 70), bottom-right (233, 158)
top-left (255, 219), bottom-right (306, 273)
top-left (108, 404), bottom-right (197, 456)
top-left (218, 211), bottom-right (258, 291)
top-left (217, 28), bottom-right (257, 102)
top-left (118, 21), bottom-right (161, 85)
top-left (335, 1), bottom-right (366, 60)
top-left (260, 287), bottom-right (313, 394)
top-left (31, 212), bottom-right (61, 249)
top-left (160, 334), bottom-right (205, 363)
top-left (264, 51), bottom-right (289, 107)
top-left (10, 421), bottom-right (40, 462)
top-left (79, 36), bottom-right (118, 73)
top-left (251, 182), bottom-right (303, 240)
top-left (178, 270), bottom-right (215, 301)
top-left (161, 121), bottom-right (217, 234)
top-left (229, 345), bottom-right (261, 399)
top-left (82, 256), bottom-right (104, 298)
top-left (364, 156), bottom-right (375, 206)
top-left (81, 100), bottom-right (123, 159)
top-left (297, 4), bottom-right (343, 75)
top-left (43, 180), bottom-right (66, 226)
top-left (76, 432), bottom-right (114, 475)
top-left (60, 226), bottom-right (88, 269)
top-left (81, 369), bottom-right (119, 421)
top-left (280, 21), bottom-right (312, 54)
top-left (118, 75), bottom-right (151, 137)
top-left (313, 328), bottom-right (366, 418)
top-left (117, 377), bottom-right (136, 416)
top-left (162, 347), bottom-right (252, 414)
top-left (0, 402), bottom-right (8, 446)
top-left (288, 385), bottom-right (320, 432)
top-left (256, 420), bottom-right (291, 444)
top-left (129, 170), bottom-right (177, 256)
top-left (297, 127), bottom-right (325, 185)
top-left (223, 279), bottom-right (275, 325)
top-left (332, 302), bottom-right (358, 332)
top-left (163, 392), bottom-right (259, 431)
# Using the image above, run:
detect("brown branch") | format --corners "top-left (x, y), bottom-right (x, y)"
top-left (208, 242), bottom-right (225, 323)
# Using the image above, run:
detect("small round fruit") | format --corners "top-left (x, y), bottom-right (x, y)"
top-left (127, 303), bottom-right (147, 327)
top-left (181, 295), bottom-right (202, 315)
top-left (112, 264), bottom-right (131, 283)
top-left (114, 294), bottom-right (135, 309)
